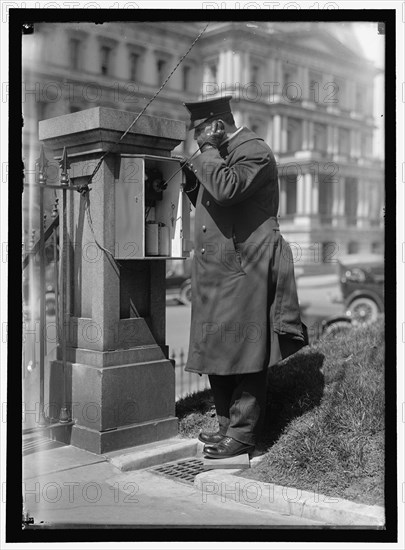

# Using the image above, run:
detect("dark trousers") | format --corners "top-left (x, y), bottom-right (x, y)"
top-left (208, 369), bottom-right (268, 446)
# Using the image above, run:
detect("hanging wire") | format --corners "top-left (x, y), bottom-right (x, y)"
top-left (86, 23), bottom-right (209, 188)
top-left (79, 23), bottom-right (209, 282)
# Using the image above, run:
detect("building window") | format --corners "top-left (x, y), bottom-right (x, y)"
top-left (100, 45), bottom-right (112, 76)
top-left (287, 118), bottom-right (302, 152)
top-left (333, 77), bottom-right (346, 109)
top-left (319, 175), bottom-right (333, 223)
top-left (209, 62), bottom-right (217, 82)
top-left (283, 64), bottom-right (299, 101)
top-left (344, 177), bottom-right (358, 226)
top-left (182, 66), bottom-right (191, 91)
top-left (309, 71), bottom-right (322, 103)
top-left (251, 64), bottom-right (260, 84)
top-left (69, 38), bottom-right (81, 70)
top-left (129, 52), bottom-right (139, 81)
top-left (69, 106), bottom-right (81, 113)
top-left (348, 241), bottom-right (359, 254)
top-left (286, 175), bottom-right (297, 215)
top-left (355, 83), bottom-right (366, 114)
top-left (362, 133), bottom-right (373, 158)
top-left (313, 123), bottom-right (327, 152)
top-left (157, 58), bottom-right (168, 85)
top-left (371, 241), bottom-right (383, 254)
top-left (338, 128), bottom-right (350, 156)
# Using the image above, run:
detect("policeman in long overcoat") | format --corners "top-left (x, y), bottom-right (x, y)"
top-left (181, 96), bottom-right (307, 458)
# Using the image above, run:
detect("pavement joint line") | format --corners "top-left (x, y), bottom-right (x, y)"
top-left (23, 458), bottom-right (110, 480)
top-left (194, 470), bottom-right (385, 527)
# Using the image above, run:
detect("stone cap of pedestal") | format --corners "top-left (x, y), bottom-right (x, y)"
top-left (39, 107), bottom-right (186, 157)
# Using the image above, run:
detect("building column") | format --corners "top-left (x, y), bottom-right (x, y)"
top-left (238, 51), bottom-right (249, 87)
top-left (274, 59), bottom-right (283, 98)
top-left (272, 114), bottom-right (281, 153)
top-left (266, 116), bottom-right (273, 148)
top-left (311, 172), bottom-right (319, 215)
top-left (327, 125), bottom-right (334, 155)
top-left (225, 50), bottom-right (233, 84)
top-left (304, 173), bottom-right (313, 214)
top-left (299, 66), bottom-right (309, 100)
top-left (217, 50), bottom-right (228, 88)
top-left (322, 74), bottom-right (333, 107)
top-left (297, 173), bottom-right (312, 214)
top-left (297, 174), bottom-right (305, 215)
top-left (357, 179), bottom-right (370, 228)
top-left (280, 116), bottom-right (288, 152)
top-left (233, 51), bottom-right (242, 85)
top-left (302, 120), bottom-right (309, 150)
top-left (308, 121), bottom-right (314, 150)
top-left (332, 176), bottom-right (345, 226)
top-left (295, 172), bottom-right (312, 226)
top-left (348, 80), bottom-right (356, 112)
top-left (279, 177), bottom-right (287, 216)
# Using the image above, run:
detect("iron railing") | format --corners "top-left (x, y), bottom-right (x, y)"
top-left (170, 348), bottom-right (210, 400)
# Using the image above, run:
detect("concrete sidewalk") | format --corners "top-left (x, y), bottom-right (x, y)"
top-left (22, 436), bottom-right (324, 528)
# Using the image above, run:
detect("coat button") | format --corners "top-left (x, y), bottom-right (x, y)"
top-left (206, 200), bottom-right (210, 206)
top-left (202, 225), bottom-right (207, 232)
top-left (201, 248), bottom-right (205, 254)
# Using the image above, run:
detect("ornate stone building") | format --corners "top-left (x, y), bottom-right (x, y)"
top-left (22, 21), bottom-right (384, 264)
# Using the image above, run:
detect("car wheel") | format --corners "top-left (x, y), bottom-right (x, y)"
top-left (179, 283), bottom-right (192, 306)
top-left (347, 297), bottom-right (379, 325)
top-left (323, 320), bottom-right (352, 338)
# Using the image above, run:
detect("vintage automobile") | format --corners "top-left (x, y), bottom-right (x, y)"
top-left (339, 253), bottom-right (384, 322)
top-left (321, 253), bottom-right (384, 336)
top-left (165, 257), bottom-right (193, 306)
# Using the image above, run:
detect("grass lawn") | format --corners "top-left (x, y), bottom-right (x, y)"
top-left (175, 318), bottom-right (385, 506)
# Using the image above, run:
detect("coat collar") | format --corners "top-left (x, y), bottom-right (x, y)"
top-left (220, 126), bottom-right (264, 155)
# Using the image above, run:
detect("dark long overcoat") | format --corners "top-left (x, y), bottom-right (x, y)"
top-left (183, 127), bottom-right (306, 376)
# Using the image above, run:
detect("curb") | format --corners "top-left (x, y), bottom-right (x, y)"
top-left (107, 438), bottom-right (199, 471)
top-left (194, 471), bottom-right (385, 527)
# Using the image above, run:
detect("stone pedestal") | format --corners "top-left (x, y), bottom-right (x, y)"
top-left (39, 107), bottom-right (186, 453)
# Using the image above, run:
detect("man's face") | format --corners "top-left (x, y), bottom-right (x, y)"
top-left (193, 122), bottom-right (210, 142)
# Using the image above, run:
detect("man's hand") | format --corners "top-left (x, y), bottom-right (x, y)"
top-left (197, 120), bottom-right (225, 152)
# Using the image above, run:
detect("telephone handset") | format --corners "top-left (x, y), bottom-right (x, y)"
top-left (204, 119), bottom-right (225, 136)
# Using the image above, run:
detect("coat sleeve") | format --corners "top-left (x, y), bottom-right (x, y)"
top-left (181, 165), bottom-right (200, 207)
top-left (188, 143), bottom-right (275, 206)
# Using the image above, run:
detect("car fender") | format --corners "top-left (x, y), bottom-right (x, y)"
top-left (344, 289), bottom-right (384, 312)
top-left (321, 315), bottom-right (352, 330)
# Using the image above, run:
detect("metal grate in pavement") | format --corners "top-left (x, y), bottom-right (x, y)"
top-left (148, 458), bottom-right (213, 485)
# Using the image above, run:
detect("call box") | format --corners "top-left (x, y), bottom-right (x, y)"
top-left (114, 154), bottom-right (192, 260)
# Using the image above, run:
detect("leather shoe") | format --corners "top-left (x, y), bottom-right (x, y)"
top-left (198, 430), bottom-right (225, 445)
top-left (203, 437), bottom-right (255, 459)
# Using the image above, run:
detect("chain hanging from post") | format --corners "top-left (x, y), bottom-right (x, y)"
top-left (35, 146), bottom-right (48, 427)
top-left (59, 147), bottom-right (71, 424)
